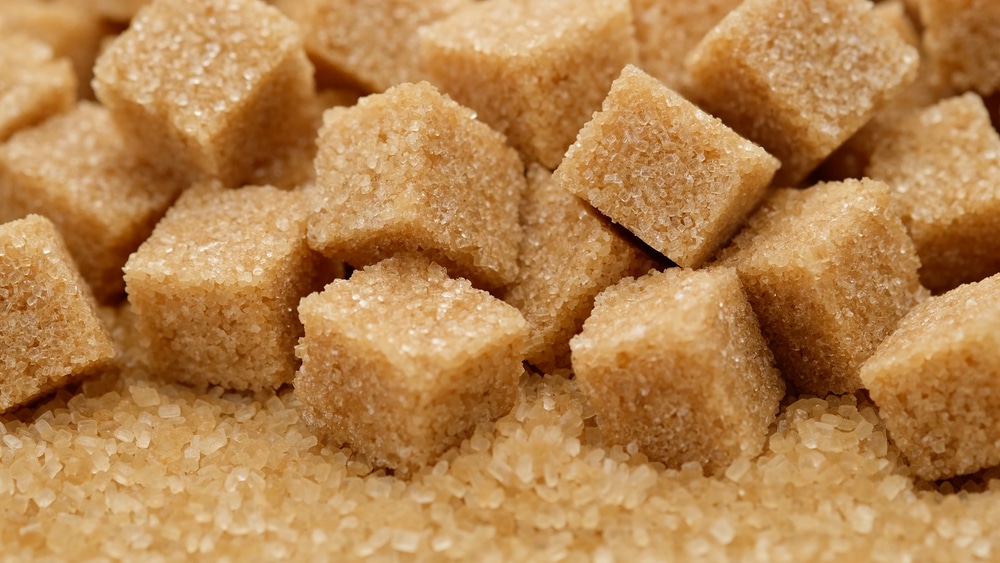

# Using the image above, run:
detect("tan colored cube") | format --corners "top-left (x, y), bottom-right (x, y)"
top-left (92, 0), bottom-right (316, 187)
top-left (569, 267), bottom-right (784, 474)
top-left (504, 165), bottom-right (659, 374)
top-left (0, 34), bottom-right (75, 142)
top-left (0, 102), bottom-right (186, 302)
top-left (294, 253), bottom-right (528, 473)
top-left (554, 65), bottom-right (780, 269)
top-left (716, 179), bottom-right (926, 395)
top-left (419, 0), bottom-right (637, 169)
top-left (124, 185), bottom-right (328, 391)
top-left (866, 94), bottom-right (1000, 294)
top-left (920, 0), bottom-right (1000, 95)
top-left (861, 274), bottom-right (1000, 480)
top-left (306, 81), bottom-right (525, 292)
top-left (0, 215), bottom-right (114, 413)
top-left (61, 0), bottom-right (151, 23)
top-left (685, 0), bottom-right (919, 186)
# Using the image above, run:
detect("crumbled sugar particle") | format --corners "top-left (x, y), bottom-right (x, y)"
top-left (294, 253), bottom-right (528, 473)
top-left (685, 0), bottom-right (919, 185)
top-left (866, 93), bottom-right (1000, 294)
top-left (0, 102), bottom-right (186, 303)
top-left (570, 267), bottom-right (784, 474)
top-left (419, 0), bottom-right (638, 169)
top-left (0, 34), bottom-right (75, 143)
top-left (555, 64), bottom-right (779, 269)
top-left (124, 184), bottom-right (330, 391)
top-left (0, 215), bottom-right (114, 413)
top-left (503, 165), bottom-right (659, 374)
top-left (920, 0), bottom-right (1000, 95)
top-left (92, 0), bottom-right (317, 188)
top-left (306, 81), bottom-right (526, 292)
top-left (716, 179), bottom-right (926, 395)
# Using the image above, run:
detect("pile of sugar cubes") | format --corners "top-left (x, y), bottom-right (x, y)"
top-left (3, 0), bottom-right (1000, 483)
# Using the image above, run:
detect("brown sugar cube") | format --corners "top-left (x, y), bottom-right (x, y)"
top-left (124, 185), bottom-right (328, 391)
top-left (920, 0), bottom-right (1000, 95)
top-left (569, 267), bottom-right (785, 474)
top-left (419, 0), bottom-right (638, 169)
top-left (685, 0), bottom-right (919, 186)
top-left (92, 0), bottom-right (316, 188)
top-left (554, 65), bottom-right (780, 269)
top-left (630, 0), bottom-right (742, 93)
top-left (0, 34), bottom-right (75, 143)
top-left (861, 274), bottom-right (1000, 480)
top-left (0, 102), bottom-right (186, 302)
top-left (294, 253), bottom-right (528, 473)
top-left (61, 0), bottom-right (151, 23)
top-left (306, 81), bottom-right (525, 292)
top-left (276, 0), bottom-right (468, 93)
top-left (504, 165), bottom-right (659, 374)
top-left (716, 179), bottom-right (926, 395)
top-left (866, 94), bottom-right (1000, 294)
top-left (0, 215), bottom-right (114, 413)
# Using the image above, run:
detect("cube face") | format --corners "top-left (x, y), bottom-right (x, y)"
top-left (0, 215), bottom-right (114, 413)
top-left (124, 185), bottom-right (326, 391)
top-left (685, 0), bottom-right (919, 186)
top-left (570, 267), bottom-right (784, 474)
top-left (504, 165), bottom-right (658, 373)
top-left (555, 65), bottom-right (779, 269)
top-left (866, 94), bottom-right (1000, 294)
top-left (0, 102), bottom-right (186, 302)
top-left (420, 0), bottom-right (638, 170)
top-left (719, 180), bottom-right (925, 395)
top-left (861, 274), bottom-right (1000, 480)
top-left (294, 254), bottom-right (528, 472)
top-left (307, 81), bottom-right (526, 292)
top-left (92, 0), bottom-right (316, 187)
top-left (920, 0), bottom-right (1000, 95)
top-left (0, 34), bottom-right (75, 142)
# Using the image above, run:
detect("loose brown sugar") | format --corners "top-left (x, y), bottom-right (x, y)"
top-left (0, 102), bottom-right (186, 302)
top-left (555, 64), bottom-right (779, 269)
top-left (920, 0), bottom-right (1000, 96)
top-left (570, 267), bottom-right (784, 474)
top-left (686, 0), bottom-right (919, 186)
top-left (306, 81), bottom-right (525, 293)
top-left (0, 215), bottom-right (114, 413)
top-left (124, 184), bottom-right (329, 391)
top-left (419, 0), bottom-right (638, 170)
top-left (0, 34), bottom-right (75, 143)
top-left (503, 165), bottom-right (659, 374)
top-left (294, 254), bottom-right (528, 473)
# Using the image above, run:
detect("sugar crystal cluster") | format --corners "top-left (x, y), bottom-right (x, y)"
top-left (0, 34), bottom-right (75, 143)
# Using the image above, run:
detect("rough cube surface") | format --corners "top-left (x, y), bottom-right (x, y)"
top-left (866, 94), bottom-right (1000, 294)
top-left (570, 267), bottom-right (784, 474)
top-left (294, 253), bottom-right (528, 473)
top-left (0, 215), bottom-right (114, 413)
top-left (307, 81), bottom-right (526, 292)
top-left (861, 274), bottom-right (1000, 480)
top-left (555, 65), bottom-right (780, 269)
top-left (504, 165), bottom-right (658, 374)
top-left (124, 185), bottom-right (327, 391)
top-left (0, 34), bottom-right (75, 142)
top-left (920, 0), bottom-right (1000, 95)
top-left (92, 0), bottom-right (316, 187)
top-left (685, 0), bottom-right (919, 185)
top-left (420, 0), bottom-right (637, 169)
top-left (716, 179), bottom-right (926, 395)
top-left (0, 102), bottom-right (186, 302)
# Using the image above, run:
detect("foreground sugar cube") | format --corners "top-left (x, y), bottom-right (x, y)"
top-left (920, 0), bottom-right (1000, 95)
top-left (0, 34), bottom-right (75, 142)
top-left (124, 185), bottom-right (327, 391)
top-left (504, 165), bottom-right (658, 374)
top-left (861, 274), bottom-right (1000, 480)
top-left (570, 267), bottom-right (784, 474)
top-left (866, 94), bottom-right (1000, 294)
top-left (716, 179), bottom-right (925, 395)
top-left (555, 65), bottom-right (779, 269)
top-left (685, 0), bottom-right (919, 185)
top-left (307, 81), bottom-right (525, 292)
top-left (420, 0), bottom-right (637, 169)
top-left (92, 0), bottom-right (316, 187)
top-left (295, 254), bottom-right (528, 473)
top-left (0, 102), bottom-right (186, 302)
top-left (0, 215), bottom-right (114, 413)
